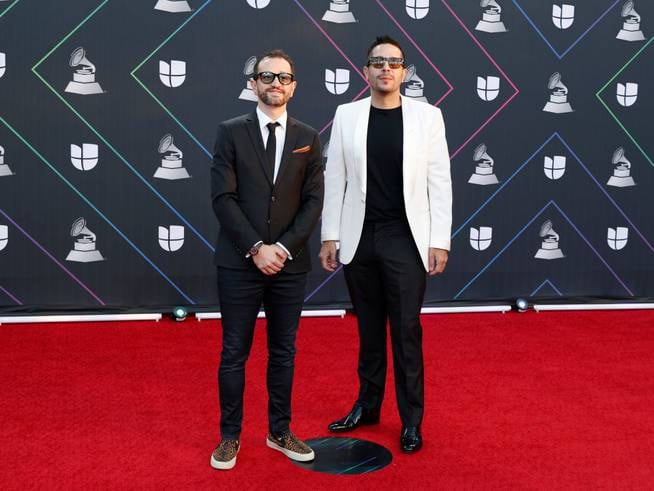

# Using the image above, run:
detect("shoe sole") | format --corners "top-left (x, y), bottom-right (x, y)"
top-left (210, 449), bottom-right (238, 470)
top-left (328, 419), bottom-right (380, 433)
top-left (266, 438), bottom-right (315, 462)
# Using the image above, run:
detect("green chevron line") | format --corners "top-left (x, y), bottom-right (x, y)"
top-left (131, 0), bottom-right (213, 157)
top-left (596, 37), bottom-right (654, 168)
top-left (0, 0), bottom-right (21, 19)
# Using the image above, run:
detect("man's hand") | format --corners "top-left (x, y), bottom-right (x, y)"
top-left (253, 244), bottom-right (285, 275)
top-left (319, 241), bottom-right (339, 272)
top-left (428, 248), bottom-right (448, 276)
top-left (271, 244), bottom-right (289, 263)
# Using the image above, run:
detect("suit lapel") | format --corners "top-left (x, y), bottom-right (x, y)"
top-left (273, 118), bottom-right (299, 189)
top-left (245, 112), bottom-right (273, 186)
top-left (401, 96), bottom-right (417, 199)
top-left (354, 99), bottom-right (371, 195)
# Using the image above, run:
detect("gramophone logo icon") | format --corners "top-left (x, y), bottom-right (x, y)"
top-left (607, 147), bottom-right (636, 187)
top-left (65, 47), bottom-right (104, 95)
top-left (552, 4), bottom-right (575, 30)
top-left (154, 0), bottom-right (192, 13)
top-left (158, 225), bottom-right (185, 252)
top-left (325, 69), bottom-right (350, 95)
top-left (469, 226), bottom-right (493, 251)
top-left (475, 0), bottom-right (508, 33)
top-left (534, 219), bottom-right (564, 260)
top-left (543, 72), bottom-right (573, 114)
top-left (477, 75), bottom-right (500, 102)
top-left (406, 0), bottom-right (429, 20)
top-left (0, 225), bottom-right (8, 252)
top-left (322, 0), bottom-right (357, 24)
top-left (154, 134), bottom-right (191, 180)
top-left (0, 145), bottom-right (14, 177)
top-left (66, 218), bottom-right (105, 262)
top-left (239, 56), bottom-right (258, 102)
top-left (0, 52), bottom-right (6, 79)
top-left (402, 65), bottom-right (428, 103)
top-left (468, 143), bottom-right (499, 185)
top-left (617, 1), bottom-right (646, 41)
top-left (70, 144), bottom-right (99, 171)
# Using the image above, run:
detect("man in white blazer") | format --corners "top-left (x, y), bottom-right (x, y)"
top-left (319, 35), bottom-right (452, 453)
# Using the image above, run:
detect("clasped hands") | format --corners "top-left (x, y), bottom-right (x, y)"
top-left (252, 244), bottom-right (288, 275)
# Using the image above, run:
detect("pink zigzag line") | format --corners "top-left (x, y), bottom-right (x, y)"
top-left (318, 85), bottom-right (371, 135)
top-left (440, 0), bottom-right (520, 160)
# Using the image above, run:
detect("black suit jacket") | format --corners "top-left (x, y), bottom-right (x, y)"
top-left (211, 111), bottom-right (324, 273)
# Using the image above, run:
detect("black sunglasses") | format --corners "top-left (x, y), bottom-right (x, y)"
top-left (367, 56), bottom-right (405, 69)
top-left (253, 71), bottom-right (295, 85)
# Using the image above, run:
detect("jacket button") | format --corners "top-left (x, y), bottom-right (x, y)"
top-left (271, 196), bottom-right (277, 203)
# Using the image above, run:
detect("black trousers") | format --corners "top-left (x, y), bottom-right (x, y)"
top-left (343, 219), bottom-right (427, 427)
top-left (217, 266), bottom-right (307, 439)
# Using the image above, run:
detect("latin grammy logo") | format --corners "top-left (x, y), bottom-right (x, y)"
top-left (543, 72), bottom-right (573, 114)
top-left (158, 225), bottom-right (185, 252)
top-left (325, 69), bottom-right (350, 95)
top-left (543, 155), bottom-right (566, 180)
top-left (239, 56), bottom-right (258, 102)
top-left (154, 0), bottom-right (192, 13)
top-left (475, 0), bottom-right (508, 33)
top-left (402, 65), bottom-right (428, 103)
top-left (65, 47), bottom-right (105, 95)
top-left (66, 218), bottom-right (105, 263)
top-left (617, 1), bottom-right (646, 41)
top-left (477, 75), bottom-right (500, 102)
top-left (0, 225), bottom-right (8, 252)
top-left (607, 227), bottom-right (629, 251)
top-left (607, 147), bottom-right (636, 187)
top-left (469, 226), bottom-right (493, 251)
top-left (552, 4), bottom-right (575, 30)
top-left (70, 144), bottom-right (99, 171)
top-left (154, 134), bottom-right (191, 180)
top-left (0, 145), bottom-right (15, 177)
top-left (405, 0), bottom-right (429, 20)
top-left (322, 0), bottom-right (357, 24)
top-left (468, 143), bottom-right (499, 185)
top-left (534, 219), bottom-right (565, 260)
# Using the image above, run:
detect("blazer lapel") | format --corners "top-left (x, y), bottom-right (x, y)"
top-left (354, 98), bottom-right (372, 195)
top-left (245, 112), bottom-right (273, 186)
top-left (273, 118), bottom-right (299, 189)
top-left (401, 96), bottom-right (417, 199)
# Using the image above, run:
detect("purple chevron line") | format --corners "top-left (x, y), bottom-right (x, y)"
top-left (439, 0), bottom-right (520, 160)
top-left (0, 208), bottom-right (106, 306)
top-left (0, 285), bottom-right (23, 305)
top-left (318, 85), bottom-right (371, 136)
top-left (531, 278), bottom-right (563, 297)
top-left (374, 0), bottom-right (453, 107)
top-left (304, 265), bottom-right (343, 303)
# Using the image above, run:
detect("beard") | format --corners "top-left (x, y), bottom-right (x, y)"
top-left (259, 88), bottom-right (290, 107)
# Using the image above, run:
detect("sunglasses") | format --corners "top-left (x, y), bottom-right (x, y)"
top-left (253, 71), bottom-right (295, 85)
top-left (367, 56), bottom-right (405, 69)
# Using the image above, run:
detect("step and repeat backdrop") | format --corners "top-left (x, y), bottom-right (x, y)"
top-left (1, 0), bottom-right (653, 311)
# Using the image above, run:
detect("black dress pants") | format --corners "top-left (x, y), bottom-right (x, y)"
top-left (217, 266), bottom-right (307, 439)
top-left (343, 219), bottom-right (427, 427)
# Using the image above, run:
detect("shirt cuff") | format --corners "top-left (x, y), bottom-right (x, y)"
top-left (276, 242), bottom-right (292, 260)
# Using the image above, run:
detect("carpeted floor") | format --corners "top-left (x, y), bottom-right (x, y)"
top-left (1, 310), bottom-right (653, 489)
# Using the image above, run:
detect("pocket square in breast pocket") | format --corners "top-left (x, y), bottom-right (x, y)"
top-left (292, 145), bottom-right (311, 154)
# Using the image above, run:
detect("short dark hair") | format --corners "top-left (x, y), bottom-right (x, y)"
top-left (366, 35), bottom-right (405, 62)
top-left (253, 49), bottom-right (295, 76)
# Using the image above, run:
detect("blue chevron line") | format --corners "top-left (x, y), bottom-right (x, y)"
top-left (31, 0), bottom-right (215, 253)
top-left (531, 278), bottom-right (562, 297)
top-left (0, 115), bottom-right (196, 305)
top-left (512, 0), bottom-right (622, 59)
top-left (454, 200), bottom-right (633, 299)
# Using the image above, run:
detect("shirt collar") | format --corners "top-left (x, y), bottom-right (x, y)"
top-left (256, 106), bottom-right (287, 131)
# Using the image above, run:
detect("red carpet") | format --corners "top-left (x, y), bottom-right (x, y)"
top-left (1, 311), bottom-right (654, 489)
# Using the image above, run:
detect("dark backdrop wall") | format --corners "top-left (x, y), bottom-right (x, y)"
top-left (1, 0), bottom-right (653, 312)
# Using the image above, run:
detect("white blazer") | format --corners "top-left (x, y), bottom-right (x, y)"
top-left (321, 96), bottom-right (452, 271)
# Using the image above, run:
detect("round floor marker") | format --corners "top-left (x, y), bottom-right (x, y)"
top-left (291, 437), bottom-right (392, 474)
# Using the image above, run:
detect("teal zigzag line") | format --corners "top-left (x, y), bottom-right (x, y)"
top-left (31, 0), bottom-right (215, 252)
top-left (0, 0), bottom-right (20, 19)
top-left (596, 38), bottom-right (654, 168)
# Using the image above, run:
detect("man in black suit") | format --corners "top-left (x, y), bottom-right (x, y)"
top-left (210, 50), bottom-right (323, 470)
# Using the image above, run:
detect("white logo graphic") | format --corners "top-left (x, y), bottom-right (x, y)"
top-left (66, 218), bottom-right (105, 262)
top-left (607, 147), bottom-right (636, 187)
top-left (322, 0), bottom-right (357, 23)
top-left (154, 134), bottom-right (191, 180)
top-left (158, 225), bottom-right (185, 252)
top-left (154, 0), bottom-right (192, 12)
top-left (246, 0), bottom-right (271, 8)
top-left (403, 65), bottom-right (428, 103)
top-left (0, 52), bottom-right (6, 79)
top-left (406, 0), bottom-right (429, 20)
top-left (477, 75), bottom-right (500, 101)
top-left (239, 56), bottom-right (258, 102)
top-left (159, 60), bottom-right (186, 88)
top-left (65, 47), bottom-right (104, 95)
top-left (617, 1), bottom-right (646, 41)
top-left (0, 225), bottom-right (8, 252)
top-left (476, 0), bottom-right (508, 33)
top-left (552, 4), bottom-right (575, 30)
top-left (325, 68), bottom-right (349, 95)
top-left (470, 226), bottom-right (493, 251)
top-left (544, 155), bottom-right (566, 180)
top-left (0, 145), bottom-right (14, 177)
top-left (607, 226), bottom-right (629, 250)
top-left (543, 72), bottom-right (573, 113)
top-left (469, 143), bottom-right (499, 185)
top-left (70, 144), bottom-right (99, 171)
top-left (535, 219), bottom-right (565, 260)
top-left (616, 82), bottom-right (638, 107)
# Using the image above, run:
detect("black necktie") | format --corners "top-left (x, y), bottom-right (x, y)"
top-left (265, 122), bottom-right (279, 179)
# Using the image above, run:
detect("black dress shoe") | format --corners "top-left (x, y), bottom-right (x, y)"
top-left (327, 404), bottom-right (380, 433)
top-left (400, 426), bottom-right (422, 453)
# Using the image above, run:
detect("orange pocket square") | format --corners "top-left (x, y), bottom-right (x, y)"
top-left (292, 145), bottom-right (311, 154)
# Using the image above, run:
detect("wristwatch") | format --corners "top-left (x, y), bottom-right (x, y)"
top-left (249, 242), bottom-right (263, 257)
